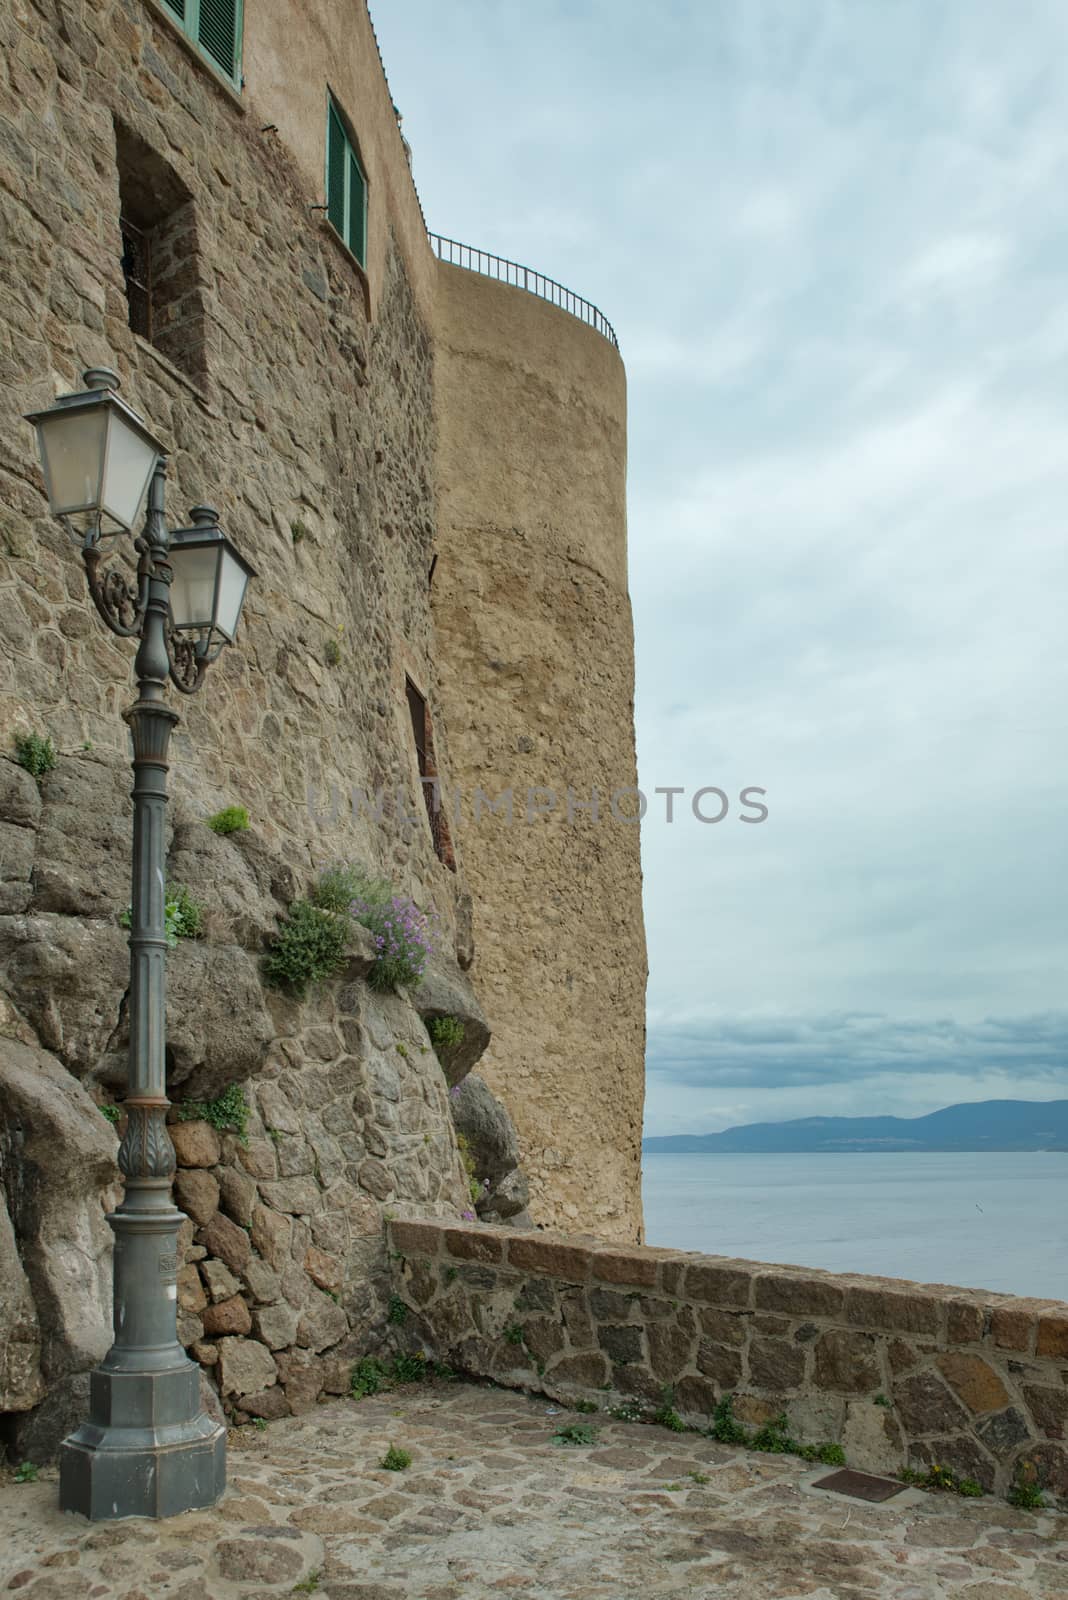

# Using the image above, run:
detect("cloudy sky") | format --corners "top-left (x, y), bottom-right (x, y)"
top-left (374, 1), bottom-right (1068, 1137)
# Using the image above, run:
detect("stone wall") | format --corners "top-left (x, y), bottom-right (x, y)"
top-left (0, 0), bottom-right (463, 936)
top-left (0, 0), bottom-right (483, 1455)
top-left (0, 744), bottom-right (486, 1457)
top-left (387, 1218), bottom-right (1068, 1507)
top-left (432, 266), bottom-right (647, 1241)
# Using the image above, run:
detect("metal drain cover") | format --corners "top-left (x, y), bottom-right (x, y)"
top-left (813, 1468), bottom-right (907, 1503)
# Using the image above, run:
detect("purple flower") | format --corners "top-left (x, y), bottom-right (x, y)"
top-left (461, 1209), bottom-right (475, 1221)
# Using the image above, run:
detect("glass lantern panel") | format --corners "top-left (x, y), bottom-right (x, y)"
top-left (214, 546), bottom-right (250, 640)
top-left (168, 543), bottom-right (220, 631)
top-left (37, 407), bottom-right (107, 519)
top-left (100, 412), bottom-right (160, 532)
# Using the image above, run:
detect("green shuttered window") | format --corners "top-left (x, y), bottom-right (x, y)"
top-left (159, 0), bottom-right (243, 90)
top-left (326, 97), bottom-right (368, 266)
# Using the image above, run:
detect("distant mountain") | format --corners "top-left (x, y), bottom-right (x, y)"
top-left (642, 1099), bottom-right (1068, 1154)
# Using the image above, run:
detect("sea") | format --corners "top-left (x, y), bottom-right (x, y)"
top-left (642, 1150), bottom-right (1068, 1301)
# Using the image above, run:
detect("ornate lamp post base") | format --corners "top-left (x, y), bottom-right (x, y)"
top-left (59, 1393), bottom-right (225, 1522)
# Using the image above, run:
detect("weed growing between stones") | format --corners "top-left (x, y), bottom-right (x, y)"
top-left (311, 863), bottom-right (391, 914)
top-left (573, 1399), bottom-right (599, 1414)
top-left (98, 1104), bottom-right (120, 1124)
top-left (13, 732), bottom-right (56, 778)
top-left (653, 1388), bottom-right (686, 1432)
top-left (14, 1463), bottom-right (38, 1483)
top-left (207, 804), bottom-right (250, 834)
top-left (292, 1570), bottom-right (320, 1594)
top-left (709, 1394), bottom-right (749, 1445)
top-left (354, 893), bottom-right (435, 991)
top-left (455, 1132), bottom-right (483, 1205)
top-left (380, 1446), bottom-right (412, 1472)
top-left (1008, 1480), bottom-right (1046, 1510)
top-left (120, 884), bottom-right (203, 947)
top-left (290, 518), bottom-right (309, 545)
top-left (176, 1083), bottom-right (250, 1146)
top-left (387, 1296), bottom-right (408, 1326)
top-left (553, 1423), bottom-right (598, 1447)
top-left (263, 899), bottom-right (349, 996)
top-left (253, 1418), bottom-right (268, 1433)
top-left (503, 1324), bottom-right (526, 1346)
top-left (901, 1464), bottom-right (984, 1498)
top-left (428, 1013), bottom-right (465, 1064)
top-left (689, 1471), bottom-right (710, 1485)
top-left (350, 1352), bottom-right (454, 1400)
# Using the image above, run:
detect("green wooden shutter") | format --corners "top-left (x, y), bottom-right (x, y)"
top-left (327, 105), bottom-right (347, 239)
top-left (347, 151), bottom-right (366, 264)
top-left (161, 0), bottom-right (186, 18)
top-left (198, 0), bottom-right (239, 82)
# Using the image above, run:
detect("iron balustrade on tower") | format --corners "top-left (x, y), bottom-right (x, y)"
top-left (428, 233), bottom-right (619, 350)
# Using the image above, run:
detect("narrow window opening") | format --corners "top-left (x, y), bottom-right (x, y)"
top-left (406, 677), bottom-right (456, 871)
top-left (326, 96), bottom-right (368, 266)
top-left (114, 122), bottom-right (208, 385)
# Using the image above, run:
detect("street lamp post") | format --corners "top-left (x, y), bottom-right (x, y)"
top-left (25, 368), bottom-right (256, 1520)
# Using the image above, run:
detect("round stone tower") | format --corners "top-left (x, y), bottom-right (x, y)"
top-left (431, 256), bottom-right (647, 1242)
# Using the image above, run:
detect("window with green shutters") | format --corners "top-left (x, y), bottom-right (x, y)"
top-left (158, 0), bottom-right (243, 90)
top-left (326, 98), bottom-right (368, 266)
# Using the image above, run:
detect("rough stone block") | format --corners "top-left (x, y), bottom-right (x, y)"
top-left (754, 1271), bottom-right (846, 1319)
top-left (236, 1384), bottom-right (292, 1420)
top-left (216, 1163), bottom-right (258, 1226)
top-left (304, 1245), bottom-right (343, 1293)
top-left (893, 1371), bottom-right (970, 1435)
top-left (253, 1300), bottom-right (301, 1351)
top-left (813, 1328), bottom-right (881, 1393)
top-left (177, 1264), bottom-right (207, 1315)
top-left (217, 1336), bottom-right (277, 1398)
top-left (507, 1235), bottom-right (592, 1283)
top-left (591, 1248), bottom-right (658, 1289)
top-left (699, 1307), bottom-right (749, 1347)
top-left (845, 1284), bottom-right (942, 1336)
top-left (258, 1176), bottom-right (322, 1215)
top-left (442, 1225), bottom-right (504, 1263)
top-left (198, 1212), bottom-right (252, 1274)
top-left (696, 1340), bottom-right (743, 1387)
top-left (646, 1319), bottom-right (697, 1383)
top-left (597, 1324), bottom-right (644, 1366)
top-left (250, 1203), bottom-right (293, 1270)
top-left (945, 1299), bottom-right (985, 1345)
top-left (936, 1353), bottom-right (1010, 1416)
top-left (549, 1350), bottom-right (609, 1388)
top-left (682, 1261), bottom-right (753, 1310)
top-left (977, 1406), bottom-right (1033, 1458)
top-left (174, 1166), bottom-right (220, 1226)
top-left (1023, 1384), bottom-right (1068, 1439)
top-left (169, 1119), bottom-right (221, 1169)
top-left (989, 1306), bottom-right (1035, 1353)
top-left (202, 1294), bottom-right (252, 1337)
top-left (390, 1219), bottom-right (445, 1258)
top-left (749, 1337), bottom-right (806, 1391)
top-left (1035, 1314), bottom-right (1068, 1360)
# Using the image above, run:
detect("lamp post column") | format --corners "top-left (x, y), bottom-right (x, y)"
top-left (59, 463), bottom-right (226, 1521)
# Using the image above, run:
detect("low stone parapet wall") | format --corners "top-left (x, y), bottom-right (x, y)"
top-left (387, 1219), bottom-right (1068, 1505)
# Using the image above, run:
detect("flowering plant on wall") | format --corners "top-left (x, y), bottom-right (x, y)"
top-left (351, 891), bottom-right (435, 991)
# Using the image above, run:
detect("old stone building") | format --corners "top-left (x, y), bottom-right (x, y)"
top-left (0, 0), bottom-right (646, 1446)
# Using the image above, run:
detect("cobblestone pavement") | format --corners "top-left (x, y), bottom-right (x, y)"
top-left (1, 1382), bottom-right (1066, 1600)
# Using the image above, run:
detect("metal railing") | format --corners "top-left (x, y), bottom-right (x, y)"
top-left (429, 233), bottom-right (619, 350)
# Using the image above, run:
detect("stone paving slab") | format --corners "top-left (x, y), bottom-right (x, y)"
top-left (1, 1381), bottom-right (1066, 1599)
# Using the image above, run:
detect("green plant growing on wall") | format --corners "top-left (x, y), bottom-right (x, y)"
top-left (653, 1389), bottom-right (686, 1433)
top-left (455, 1132), bottom-right (483, 1205)
top-left (387, 1296), bottom-right (408, 1326)
top-left (380, 1445), bottom-right (411, 1472)
top-left (350, 1357), bottom-right (389, 1400)
top-left (428, 1014), bottom-right (465, 1064)
top-left (311, 863), bottom-right (391, 914)
top-left (120, 884), bottom-right (203, 948)
top-left (207, 805), bottom-right (249, 835)
top-left (13, 733), bottom-right (56, 778)
top-left (290, 518), bottom-right (309, 544)
top-left (1008, 1480), bottom-right (1046, 1510)
top-left (263, 899), bottom-right (349, 996)
top-left (13, 1462), bottom-right (38, 1483)
top-left (99, 1105), bottom-right (121, 1125)
top-left (708, 1394), bottom-right (748, 1445)
top-left (176, 1084), bottom-right (250, 1146)
top-left (323, 626), bottom-right (343, 666)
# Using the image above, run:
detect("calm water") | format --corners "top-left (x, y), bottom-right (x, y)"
top-left (642, 1151), bottom-right (1068, 1300)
